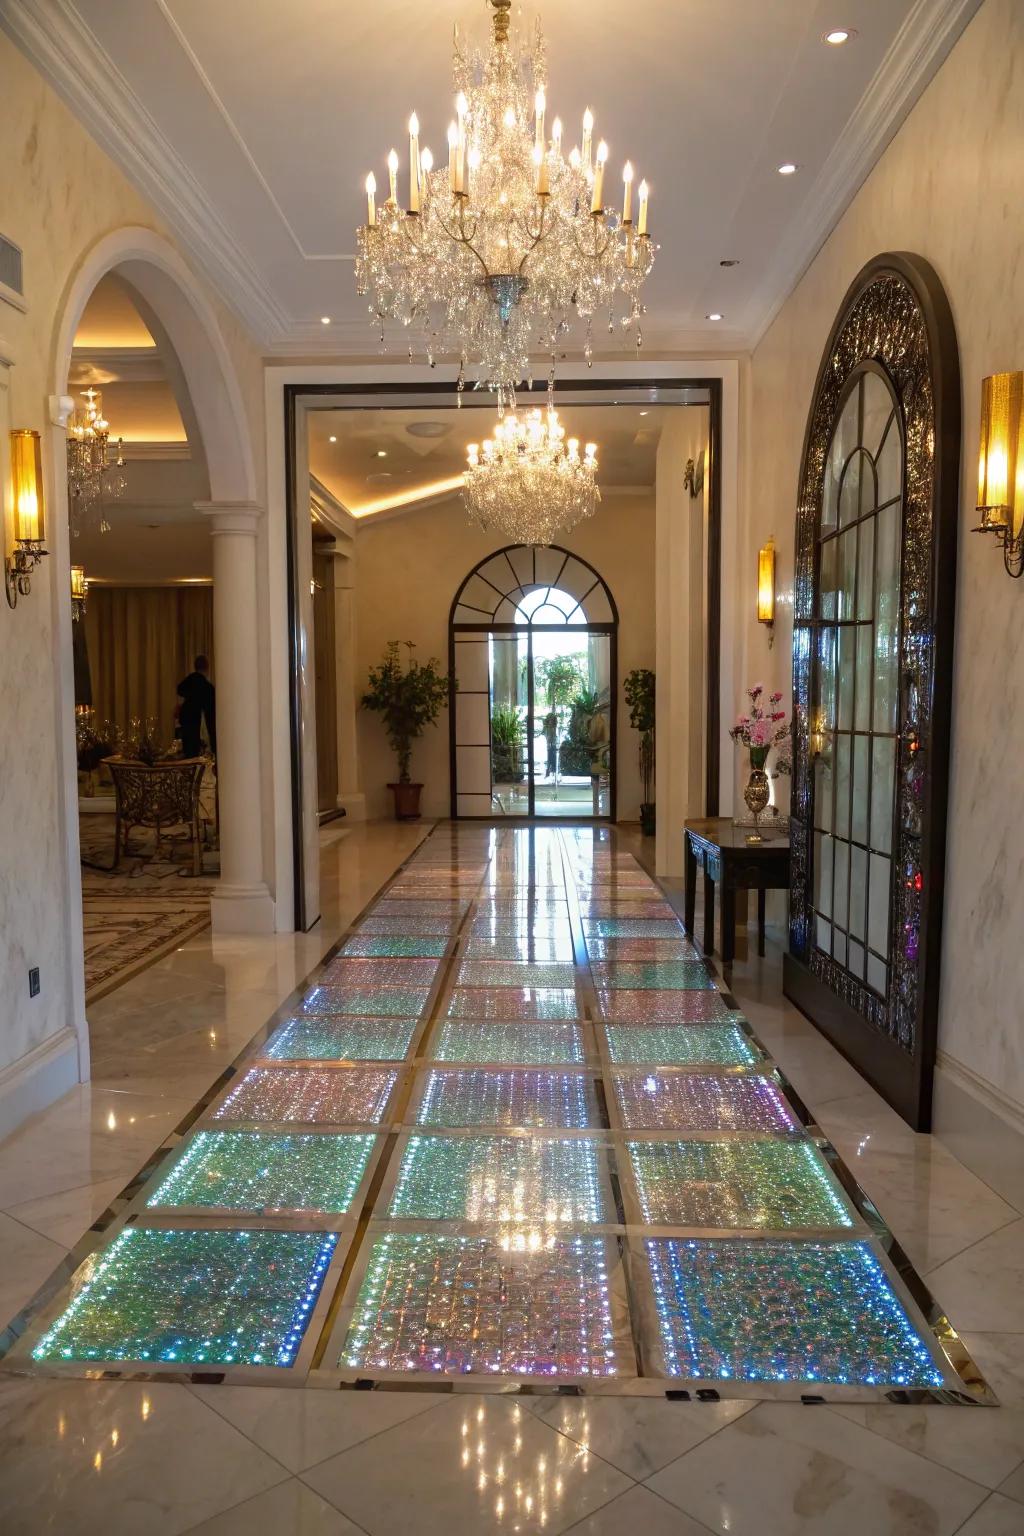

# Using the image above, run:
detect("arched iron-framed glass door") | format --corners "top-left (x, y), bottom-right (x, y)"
top-left (449, 545), bottom-right (618, 819)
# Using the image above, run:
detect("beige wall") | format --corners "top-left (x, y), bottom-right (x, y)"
top-left (741, 0), bottom-right (1024, 1116)
top-left (0, 33), bottom-right (265, 1105)
top-left (354, 490), bottom-right (657, 822)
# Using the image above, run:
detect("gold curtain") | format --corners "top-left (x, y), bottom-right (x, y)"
top-left (84, 586), bottom-right (214, 744)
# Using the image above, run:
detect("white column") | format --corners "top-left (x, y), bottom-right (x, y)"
top-left (199, 500), bottom-right (276, 933)
top-left (329, 544), bottom-right (366, 820)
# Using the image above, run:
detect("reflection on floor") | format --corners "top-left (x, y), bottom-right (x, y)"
top-left (9, 826), bottom-right (969, 1400)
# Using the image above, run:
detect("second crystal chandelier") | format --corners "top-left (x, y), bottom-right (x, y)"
top-left (356, 0), bottom-right (655, 402)
top-left (463, 398), bottom-right (600, 545)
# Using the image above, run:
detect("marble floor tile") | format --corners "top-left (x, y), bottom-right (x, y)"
top-left (528, 1395), bottom-right (753, 1480)
top-left (4, 1173), bottom-right (126, 1248)
top-left (190, 1383), bottom-right (447, 1473)
top-left (186, 1477), bottom-right (364, 1534)
top-left (0, 1377), bottom-right (288, 1536)
top-left (0, 1210), bottom-right (67, 1325)
top-left (998, 1460), bottom-right (1024, 1502)
top-left (924, 1220), bottom-right (1024, 1330)
top-left (645, 1402), bottom-right (987, 1536)
top-left (828, 1403), bottom-right (1024, 1489)
top-left (561, 1484), bottom-right (713, 1535)
top-left (303, 1396), bottom-right (632, 1535)
top-left (952, 1493), bottom-right (1024, 1536)
top-left (960, 1333), bottom-right (1024, 1407)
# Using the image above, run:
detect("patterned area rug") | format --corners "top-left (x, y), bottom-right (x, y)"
top-left (80, 815), bottom-right (217, 1003)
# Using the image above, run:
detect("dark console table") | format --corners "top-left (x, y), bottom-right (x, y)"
top-left (684, 818), bottom-right (791, 964)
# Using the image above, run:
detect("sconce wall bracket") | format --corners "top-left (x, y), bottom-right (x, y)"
top-left (5, 541), bottom-right (47, 609)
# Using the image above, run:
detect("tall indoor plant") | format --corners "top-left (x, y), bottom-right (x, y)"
top-left (362, 641), bottom-right (450, 819)
top-left (624, 667), bottom-right (656, 835)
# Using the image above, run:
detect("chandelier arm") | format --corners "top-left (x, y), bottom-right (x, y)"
top-left (513, 202), bottom-right (550, 275)
top-left (434, 204), bottom-right (491, 279)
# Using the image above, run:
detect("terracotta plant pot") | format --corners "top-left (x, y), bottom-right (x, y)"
top-left (388, 781), bottom-right (423, 820)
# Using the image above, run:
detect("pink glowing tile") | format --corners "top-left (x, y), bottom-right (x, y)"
top-left (212, 1066), bottom-right (399, 1124)
top-left (612, 1072), bottom-right (799, 1132)
top-left (447, 987), bottom-right (580, 1020)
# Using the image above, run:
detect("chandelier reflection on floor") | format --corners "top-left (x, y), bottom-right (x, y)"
top-left (463, 395), bottom-right (599, 545)
top-left (356, 0), bottom-right (654, 401)
top-left (67, 388), bottom-right (126, 534)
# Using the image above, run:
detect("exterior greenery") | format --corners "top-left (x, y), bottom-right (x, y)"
top-left (624, 667), bottom-right (656, 830)
top-left (491, 705), bottom-right (525, 782)
top-left (361, 641), bottom-right (450, 783)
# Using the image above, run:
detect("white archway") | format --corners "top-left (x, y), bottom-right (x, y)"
top-left (49, 227), bottom-right (274, 1081)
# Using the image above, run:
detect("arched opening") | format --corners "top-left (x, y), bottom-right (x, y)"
top-left (49, 228), bottom-right (272, 1081)
top-left (449, 545), bottom-right (618, 819)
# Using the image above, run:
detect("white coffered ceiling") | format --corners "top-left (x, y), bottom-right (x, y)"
top-left (1, 0), bottom-right (981, 355)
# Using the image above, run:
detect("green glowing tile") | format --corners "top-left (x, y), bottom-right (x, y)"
top-left (388, 1134), bottom-right (610, 1221)
top-left (603, 1023), bottom-right (761, 1067)
top-left (456, 960), bottom-right (577, 988)
top-left (628, 1140), bottom-right (854, 1228)
top-left (464, 932), bottom-right (576, 962)
top-left (591, 961), bottom-right (714, 990)
top-left (300, 985), bottom-right (430, 1017)
top-left (646, 1239), bottom-right (943, 1388)
top-left (339, 935), bottom-right (450, 958)
top-left (433, 1019), bottom-right (586, 1064)
top-left (265, 1017), bottom-right (418, 1061)
top-left (146, 1130), bottom-right (377, 1214)
top-left (32, 1228), bottom-right (337, 1367)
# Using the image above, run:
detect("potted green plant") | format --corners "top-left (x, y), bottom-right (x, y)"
top-left (362, 641), bottom-right (450, 819)
top-left (624, 667), bottom-right (656, 835)
top-left (560, 687), bottom-right (609, 777)
top-left (491, 705), bottom-right (525, 783)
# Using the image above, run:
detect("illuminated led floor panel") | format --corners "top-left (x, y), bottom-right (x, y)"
top-left (372, 900), bottom-right (469, 916)
top-left (340, 1231), bottom-right (624, 1378)
top-left (584, 919), bottom-right (688, 939)
top-left (471, 918), bottom-right (575, 938)
top-left (602, 1023), bottom-right (762, 1068)
top-left (299, 986), bottom-right (430, 1018)
top-left (338, 934), bottom-right (451, 958)
top-left (644, 1239), bottom-right (944, 1389)
top-left (387, 1134), bottom-right (611, 1221)
top-left (318, 958), bottom-right (442, 987)
top-left (597, 990), bottom-right (736, 1023)
top-left (416, 1069), bottom-right (600, 1128)
top-left (627, 1139), bottom-right (854, 1228)
top-left (612, 1071), bottom-right (799, 1132)
top-left (264, 1017), bottom-right (418, 1062)
top-left (463, 932), bottom-right (576, 962)
top-left (356, 915), bottom-right (462, 935)
top-left (456, 960), bottom-right (577, 988)
top-left (147, 1131), bottom-right (377, 1215)
top-left (591, 961), bottom-right (714, 990)
top-left (32, 1228), bottom-right (337, 1368)
top-left (212, 1066), bottom-right (399, 1124)
top-left (447, 987), bottom-right (580, 1020)
top-left (587, 937), bottom-right (701, 962)
top-left (433, 1019), bottom-right (587, 1065)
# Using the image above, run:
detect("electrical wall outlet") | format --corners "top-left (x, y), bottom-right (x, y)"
top-left (28, 967), bottom-right (40, 998)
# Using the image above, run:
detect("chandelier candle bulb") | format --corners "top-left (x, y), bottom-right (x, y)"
top-left (365, 172), bottom-right (376, 226)
top-left (447, 121), bottom-right (458, 191)
top-left (638, 178), bottom-right (649, 235)
top-left (408, 113), bottom-right (420, 212)
top-left (533, 143), bottom-right (549, 197)
top-left (387, 148), bottom-right (399, 204)
top-left (591, 141), bottom-right (608, 214)
top-left (622, 161), bottom-right (633, 224)
top-left (534, 89), bottom-right (545, 151)
top-left (582, 107), bottom-right (593, 168)
top-left (552, 116), bottom-right (562, 154)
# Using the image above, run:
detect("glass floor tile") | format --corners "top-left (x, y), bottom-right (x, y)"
top-left (264, 1017), bottom-right (418, 1062)
top-left (583, 920), bottom-right (687, 938)
top-left (356, 916), bottom-right (462, 935)
top-left (597, 990), bottom-right (736, 1023)
top-left (447, 987), bottom-right (580, 1021)
top-left (602, 1023), bottom-right (761, 1068)
top-left (432, 1019), bottom-right (587, 1065)
top-left (463, 932), bottom-right (576, 962)
top-left (387, 1134), bottom-right (611, 1221)
top-left (627, 1139), bottom-right (854, 1228)
top-left (372, 900), bottom-right (469, 915)
top-left (590, 961), bottom-right (714, 990)
top-left (612, 1072), bottom-right (799, 1132)
top-left (338, 934), bottom-right (451, 958)
top-left (32, 1227), bottom-right (337, 1368)
top-left (455, 960), bottom-right (577, 988)
top-left (146, 1130), bottom-right (377, 1214)
top-left (644, 1239), bottom-right (944, 1388)
top-left (299, 986), bottom-right (430, 1018)
top-left (318, 958), bottom-right (441, 987)
top-left (212, 1066), bottom-right (399, 1123)
top-left (340, 1231), bottom-right (623, 1377)
top-left (416, 1069), bottom-right (600, 1128)
top-left (470, 919), bottom-right (575, 938)
top-left (585, 937), bottom-right (701, 962)
top-left (580, 901), bottom-right (677, 919)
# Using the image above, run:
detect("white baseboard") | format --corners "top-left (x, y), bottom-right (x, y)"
top-left (933, 1051), bottom-right (1024, 1211)
top-left (210, 883), bottom-right (277, 935)
top-left (338, 793), bottom-right (366, 821)
top-left (0, 1027), bottom-right (81, 1144)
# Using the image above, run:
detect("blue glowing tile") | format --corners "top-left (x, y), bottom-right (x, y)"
top-left (645, 1238), bottom-right (943, 1388)
top-left (32, 1228), bottom-right (337, 1368)
top-left (416, 1069), bottom-right (600, 1128)
top-left (300, 986), bottom-right (430, 1018)
top-left (265, 1017), bottom-right (418, 1061)
top-left (146, 1130), bottom-right (376, 1214)
top-left (433, 1019), bottom-right (586, 1064)
top-left (603, 1023), bottom-right (761, 1067)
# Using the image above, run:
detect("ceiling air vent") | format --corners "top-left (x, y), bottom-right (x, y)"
top-left (0, 235), bottom-right (24, 299)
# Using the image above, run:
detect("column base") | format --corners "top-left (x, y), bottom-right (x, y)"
top-left (210, 882), bottom-right (277, 935)
top-left (337, 792), bottom-right (367, 821)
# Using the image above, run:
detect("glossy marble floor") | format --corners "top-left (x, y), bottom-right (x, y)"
top-left (0, 822), bottom-right (1022, 1534)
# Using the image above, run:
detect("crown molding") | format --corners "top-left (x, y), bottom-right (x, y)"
top-left (0, 0), bottom-right (289, 345)
top-left (747, 0), bottom-right (983, 349)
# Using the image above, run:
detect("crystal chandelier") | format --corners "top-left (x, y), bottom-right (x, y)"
top-left (67, 388), bottom-right (126, 532)
top-left (356, 0), bottom-right (655, 401)
top-left (463, 399), bottom-right (599, 545)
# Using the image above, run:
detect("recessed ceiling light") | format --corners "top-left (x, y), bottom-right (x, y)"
top-left (639, 410), bottom-right (649, 416)
top-left (777, 162), bottom-right (798, 176)
top-left (320, 315), bottom-right (331, 325)
top-left (823, 28), bottom-right (855, 45)
top-left (720, 258), bottom-right (740, 267)
top-left (375, 449), bottom-right (388, 458)
top-left (706, 312), bottom-right (723, 322)
top-left (329, 435), bottom-right (337, 443)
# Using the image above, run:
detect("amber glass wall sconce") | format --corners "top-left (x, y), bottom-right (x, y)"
top-left (974, 371), bottom-right (1024, 577)
top-left (71, 563), bottom-right (88, 621)
top-left (757, 535), bottom-right (776, 645)
top-left (5, 429), bottom-right (47, 609)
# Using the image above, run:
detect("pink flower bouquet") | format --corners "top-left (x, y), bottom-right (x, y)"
top-left (729, 685), bottom-right (792, 776)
